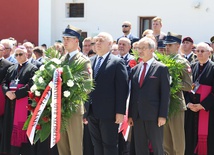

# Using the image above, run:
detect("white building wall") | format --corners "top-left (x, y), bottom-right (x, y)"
top-left (39, 0), bottom-right (214, 46)
top-left (39, 0), bottom-right (52, 46)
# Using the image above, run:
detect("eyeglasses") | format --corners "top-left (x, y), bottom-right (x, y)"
top-left (15, 53), bottom-right (24, 57)
top-left (111, 49), bottom-right (118, 51)
top-left (136, 47), bottom-right (149, 51)
top-left (122, 25), bottom-right (129, 28)
top-left (25, 47), bottom-right (33, 50)
top-left (195, 50), bottom-right (208, 53)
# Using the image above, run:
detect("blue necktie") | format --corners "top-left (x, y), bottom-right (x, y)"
top-left (94, 57), bottom-right (103, 78)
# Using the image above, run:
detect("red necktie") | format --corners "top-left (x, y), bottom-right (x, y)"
top-left (139, 63), bottom-right (147, 87)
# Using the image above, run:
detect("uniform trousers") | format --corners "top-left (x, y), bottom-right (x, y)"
top-left (163, 111), bottom-right (185, 155)
top-left (57, 105), bottom-right (84, 155)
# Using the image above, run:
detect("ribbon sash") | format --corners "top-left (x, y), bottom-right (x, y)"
top-left (50, 69), bottom-right (62, 148)
top-left (27, 68), bottom-right (62, 147)
top-left (11, 84), bottom-right (28, 147)
top-left (27, 85), bottom-right (51, 144)
top-left (194, 84), bottom-right (212, 155)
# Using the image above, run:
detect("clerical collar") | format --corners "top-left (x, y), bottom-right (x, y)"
top-left (199, 60), bottom-right (209, 66)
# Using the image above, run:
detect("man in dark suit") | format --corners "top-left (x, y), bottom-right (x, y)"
top-left (23, 42), bottom-right (42, 68)
top-left (118, 37), bottom-right (134, 75)
top-left (85, 32), bottom-right (129, 155)
top-left (117, 21), bottom-right (139, 49)
top-left (33, 46), bottom-right (45, 64)
top-left (128, 37), bottom-right (170, 155)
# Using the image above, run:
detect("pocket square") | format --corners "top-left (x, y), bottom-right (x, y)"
top-left (150, 76), bottom-right (157, 78)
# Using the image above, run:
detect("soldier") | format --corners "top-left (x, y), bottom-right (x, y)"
top-left (57, 25), bottom-right (92, 155)
top-left (163, 32), bottom-right (192, 155)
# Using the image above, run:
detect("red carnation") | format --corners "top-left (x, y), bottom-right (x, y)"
top-left (28, 91), bottom-right (34, 99)
top-left (34, 97), bottom-right (40, 103)
top-left (42, 116), bottom-right (49, 123)
top-left (26, 104), bottom-right (35, 112)
top-left (129, 60), bottom-right (137, 68)
top-left (36, 124), bottom-right (42, 130)
top-left (138, 58), bottom-right (143, 63)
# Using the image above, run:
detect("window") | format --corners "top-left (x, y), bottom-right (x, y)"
top-left (139, 16), bottom-right (155, 38)
top-left (67, 3), bottom-right (84, 18)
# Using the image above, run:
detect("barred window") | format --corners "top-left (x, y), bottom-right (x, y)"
top-left (69, 3), bottom-right (84, 18)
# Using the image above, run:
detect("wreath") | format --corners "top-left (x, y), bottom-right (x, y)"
top-left (23, 48), bottom-right (93, 146)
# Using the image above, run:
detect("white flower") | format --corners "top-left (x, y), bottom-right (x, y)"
top-left (49, 81), bottom-right (53, 88)
top-left (67, 80), bottom-right (74, 87)
top-left (63, 91), bottom-right (70, 98)
top-left (51, 58), bottom-right (61, 65)
top-left (32, 75), bottom-right (37, 82)
top-left (170, 76), bottom-right (172, 85)
top-left (38, 77), bottom-right (44, 83)
top-left (39, 65), bottom-right (45, 71)
top-left (30, 84), bottom-right (37, 92)
top-left (35, 91), bottom-right (41, 96)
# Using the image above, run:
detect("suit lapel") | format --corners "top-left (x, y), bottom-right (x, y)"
top-left (91, 56), bottom-right (97, 70)
top-left (94, 53), bottom-right (111, 80)
top-left (132, 63), bottom-right (142, 85)
top-left (141, 61), bottom-right (156, 87)
top-left (69, 52), bottom-right (79, 63)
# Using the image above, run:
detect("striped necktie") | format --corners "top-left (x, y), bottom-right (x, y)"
top-left (94, 57), bottom-right (103, 78)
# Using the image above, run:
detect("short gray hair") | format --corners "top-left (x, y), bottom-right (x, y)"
top-left (138, 37), bottom-right (156, 49)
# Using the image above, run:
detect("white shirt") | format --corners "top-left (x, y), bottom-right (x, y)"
top-left (95, 52), bottom-right (110, 68)
top-left (185, 51), bottom-right (194, 59)
top-left (68, 50), bottom-right (79, 60)
top-left (138, 57), bottom-right (155, 82)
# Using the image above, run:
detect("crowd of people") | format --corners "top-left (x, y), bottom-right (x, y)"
top-left (0, 16), bottom-right (214, 155)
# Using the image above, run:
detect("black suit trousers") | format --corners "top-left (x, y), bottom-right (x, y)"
top-left (133, 119), bottom-right (164, 155)
top-left (88, 113), bottom-right (119, 155)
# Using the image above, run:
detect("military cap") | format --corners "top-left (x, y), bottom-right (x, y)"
top-left (164, 32), bottom-right (182, 44)
top-left (62, 25), bottom-right (82, 39)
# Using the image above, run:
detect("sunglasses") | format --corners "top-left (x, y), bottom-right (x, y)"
top-left (15, 53), bottom-right (24, 57)
top-left (122, 25), bottom-right (129, 28)
top-left (195, 50), bottom-right (207, 53)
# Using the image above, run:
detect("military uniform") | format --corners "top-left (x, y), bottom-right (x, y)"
top-left (57, 25), bottom-right (92, 155)
top-left (163, 32), bottom-right (192, 155)
top-left (163, 54), bottom-right (192, 155)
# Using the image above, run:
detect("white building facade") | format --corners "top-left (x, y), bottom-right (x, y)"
top-left (39, 0), bottom-right (214, 46)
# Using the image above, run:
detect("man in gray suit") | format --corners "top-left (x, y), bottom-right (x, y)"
top-left (128, 37), bottom-right (170, 155)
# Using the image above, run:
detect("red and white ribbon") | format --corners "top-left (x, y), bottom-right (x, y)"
top-left (27, 85), bottom-right (51, 144)
top-left (50, 68), bottom-right (62, 148)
